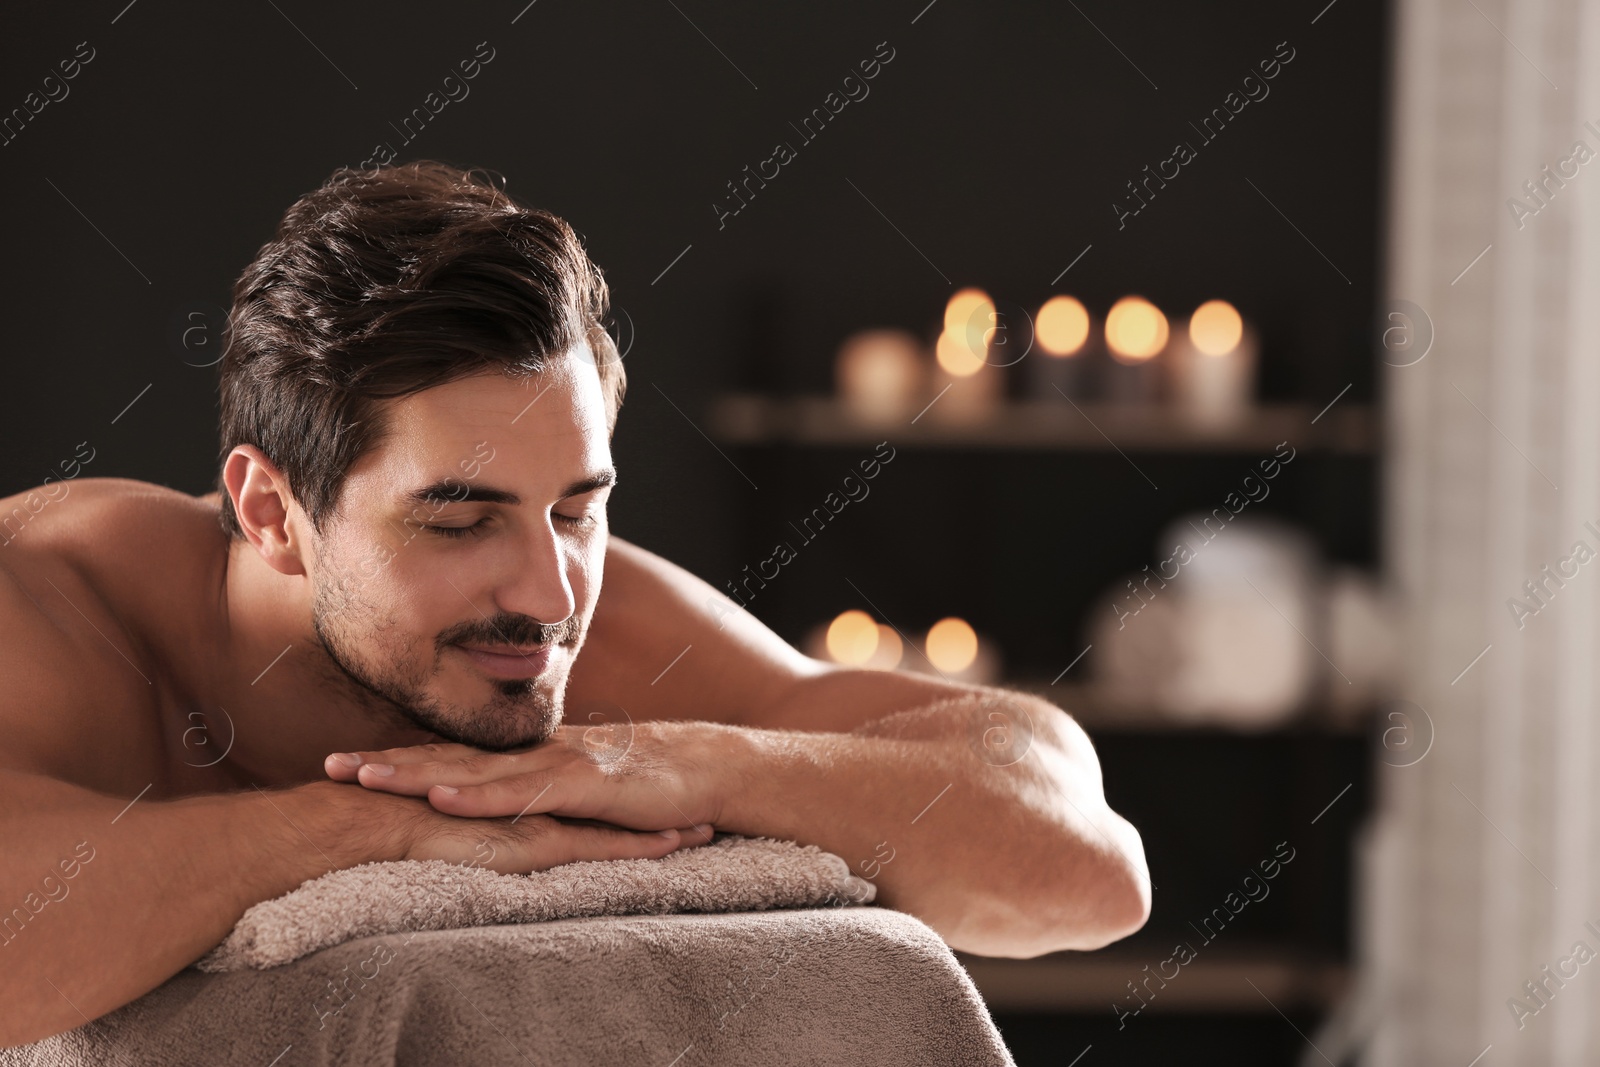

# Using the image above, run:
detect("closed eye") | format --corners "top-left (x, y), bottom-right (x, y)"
top-left (427, 518), bottom-right (491, 539)
top-left (555, 489), bottom-right (610, 529)
top-left (428, 511), bottom-right (600, 537)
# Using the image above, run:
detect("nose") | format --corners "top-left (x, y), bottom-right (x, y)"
top-left (492, 515), bottom-right (577, 628)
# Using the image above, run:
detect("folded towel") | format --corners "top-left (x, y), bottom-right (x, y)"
top-left (199, 832), bottom-right (876, 971)
top-left (5, 908), bottom-right (1017, 1066)
top-left (4, 834), bottom-right (1015, 1066)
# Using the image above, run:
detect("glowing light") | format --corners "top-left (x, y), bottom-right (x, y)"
top-left (1189, 300), bottom-right (1243, 356)
top-left (862, 624), bottom-right (903, 670)
top-left (826, 610), bottom-right (879, 665)
top-left (1104, 297), bottom-right (1169, 363)
top-left (836, 329), bottom-right (924, 422)
top-left (1036, 296), bottom-right (1090, 357)
top-left (944, 288), bottom-right (994, 341)
top-left (935, 329), bottom-right (985, 377)
top-left (925, 617), bottom-right (979, 673)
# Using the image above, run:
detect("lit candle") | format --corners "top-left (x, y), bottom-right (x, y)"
top-left (835, 328), bottom-right (926, 426)
top-left (825, 609), bottom-right (879, 665)
top-left (1171, 300), bottom-right (1256, 427)
top-left (927, 288), bottom-right (1002, 424)
top-left (944, 288), bottom-right (993, 344)
top-left (1102, 296), bottom-right (1169, 404)
top-left (1027, 295), bottom-right (1093, 400)
top-left (862, 625), bottom-right (903, 671)
top-left (809, 614), bottom-right (903, 671)
top-left (917, 616), bottom-right (999, 684)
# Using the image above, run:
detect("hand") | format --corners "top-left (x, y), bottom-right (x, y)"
top-left (301, 780), bottom-right (710, 875)
top-left (322, 720), bottom-right (734, 845)
top-left (403, 803), bottom-right (712, 874)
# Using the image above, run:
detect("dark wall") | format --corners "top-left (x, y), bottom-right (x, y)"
top-left (1, 1), bottom-right (1387, 664)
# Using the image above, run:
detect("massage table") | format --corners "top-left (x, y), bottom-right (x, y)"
top-left (2, 837), bottom-right (1017, 1066)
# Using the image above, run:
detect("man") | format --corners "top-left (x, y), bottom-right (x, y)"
top-left (0, 160), bottom-right (1149, 1047)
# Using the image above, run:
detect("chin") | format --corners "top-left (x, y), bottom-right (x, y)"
top-left (424, 680), bottom-right (564, 751)
top-left (430, 714), bottom-right (557, 752)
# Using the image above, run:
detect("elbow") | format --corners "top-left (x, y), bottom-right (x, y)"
top-left (952, 821), bottom-right (1151, 958)
top-left (1038, 815), bottom-right (1153, 955)
top-left (1039, 706), bottom-right (1152, 950)
top-left (1074, 831), bottom-right (1153, 950)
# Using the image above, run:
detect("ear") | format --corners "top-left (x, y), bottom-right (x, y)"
top-left (222, 445), bottom-right (309, 576)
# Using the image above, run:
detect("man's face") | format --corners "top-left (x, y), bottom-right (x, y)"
top-left (306, 351), bottom-right (614, 751)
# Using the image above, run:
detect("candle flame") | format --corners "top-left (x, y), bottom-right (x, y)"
top-left (1105, 297), bottom-right (1169, 363)
top-left (1189, 300), bottom-right (1243, 356)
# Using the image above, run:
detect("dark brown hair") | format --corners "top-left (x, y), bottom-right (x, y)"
top-left (215, 159), bottom-right (625, 539)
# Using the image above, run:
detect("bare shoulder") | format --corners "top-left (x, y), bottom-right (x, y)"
top-left (0, 477), bottom-right (224, 647)
top-left (0, 478), bottom-right (218, 789)
top-left (1, 475), bottom-right (222, 561)
top-left (566, 535), bottom-right (828, 726)
top-left (574, 536), bottom-right (997, 735)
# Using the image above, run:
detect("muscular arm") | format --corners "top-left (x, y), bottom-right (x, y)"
top-left (575, 537), bottom-right (1152, 957)
top-left (0, 772), bottom-right (373, 1047)
top-left (708, 676), bottom-right (1150, 957)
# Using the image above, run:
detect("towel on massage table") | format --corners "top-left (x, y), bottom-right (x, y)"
top-left (1, 834), bottom-right (1017, 1066)
top-left (201, 833), bottom-right (875, 971)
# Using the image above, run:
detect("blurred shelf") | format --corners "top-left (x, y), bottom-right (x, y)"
top-left (707, 395), bottom-right (1377, 454)
top-left (956, 947), bottom-right (1349, 1014)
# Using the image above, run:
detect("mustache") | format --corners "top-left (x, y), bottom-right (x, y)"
top-left (440, 612), bottom-right (583, 649)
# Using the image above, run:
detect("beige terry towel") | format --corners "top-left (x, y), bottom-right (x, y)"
top-left (199, 833), bottom-right (875, 971)
top-left (5, 908), bottom-right (1017, 1066)
top-left (4, 833), bottom-right (1017, 1066)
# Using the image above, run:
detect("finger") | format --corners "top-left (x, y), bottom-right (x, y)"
top-left (677, 823), bottom-right (717, 847)
top-left (349, 751), bottom-right (549, 797)
top-left (556, 825), bottom-right (720, 844)
top-left (425, 771), bottom-right (563, 817)
top-left (554, 815), bottom-right (716, 845)
top-left (323, 741), bottom-right (484, 781)
top-left (538, 822), bottom-right (689, 869)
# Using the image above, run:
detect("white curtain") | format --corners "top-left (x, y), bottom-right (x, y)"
top-left (1356, 0), bottom-right (1600, 1062)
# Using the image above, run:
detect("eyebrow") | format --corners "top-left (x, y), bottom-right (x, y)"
top-left (402, 469), bottom-right (616, 510)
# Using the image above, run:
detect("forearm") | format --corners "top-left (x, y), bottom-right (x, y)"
top-left (709, 695), bottom-right (1150, 958)
top-left (0, 773), bottom-right (393, 1047)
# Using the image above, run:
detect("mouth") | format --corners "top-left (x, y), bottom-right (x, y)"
top-left (453, 642), bottom-right (555, 680)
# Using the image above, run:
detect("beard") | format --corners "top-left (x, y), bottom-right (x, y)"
top-left (308, 556), bottom-right (583, 752)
